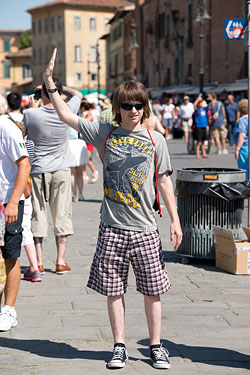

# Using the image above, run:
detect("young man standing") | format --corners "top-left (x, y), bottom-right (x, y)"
top-left (43, 49), bottom-right (182, 369)
top-left (0, 95), bottom-right (30, 331)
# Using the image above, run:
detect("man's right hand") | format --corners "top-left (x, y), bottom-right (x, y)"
top-left (5, 202), bottom-right (18, 226)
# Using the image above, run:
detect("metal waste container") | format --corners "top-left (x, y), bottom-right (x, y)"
top-left (175, 168), bottom-right (250, 259)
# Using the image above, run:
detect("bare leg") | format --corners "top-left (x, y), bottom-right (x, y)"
top-left (221, 137), bottom-right (226, 151)
top-left (82, 164), bottom-right (89, 183)
top-left (24, 243), bottom-right (39, 272)
top-left (4, 259), bottom-right (21, 307)
top-left (201, 141), bottom-right (207, 158)
top-left (144, 295), bottom-right (162, 345)
top-left (184, 131), bottom-right (189, 144)
top-left (107, 295), bottom-right (126, 344)
top-left (167, 126), bottom-right (172, 139)
top-left (76, 165), bottom-right (84, 198)
top-left (34, 237), bottom-right (43, 267)
top-left (195, 141), bottom-right (201, 159)
top-left (214, 137), bottom-right (221, 152)
top-left (87, 150), bottom-right (96, 175)
top-left (0, 284), bottom-right (4, 305)
top-left (55, 235), bottom-right (67, 265)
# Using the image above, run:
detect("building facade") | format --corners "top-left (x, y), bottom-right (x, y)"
top-left (5, 47), bottom-right (32, 94)
top-left (135, 0), bottom-right (247, 91)
top-left (105, 5), bottom-right (137, 93)
top-left (0, 30), bottom-right (25, 94)
top-left (27, 0), bottom-right (133, 94)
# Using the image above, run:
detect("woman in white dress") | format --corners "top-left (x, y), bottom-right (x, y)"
top-left (68, 127), bottom-right (89, 201)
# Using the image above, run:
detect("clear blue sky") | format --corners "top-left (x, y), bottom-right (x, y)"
top-left (1, 0), bottom-right (47, 30)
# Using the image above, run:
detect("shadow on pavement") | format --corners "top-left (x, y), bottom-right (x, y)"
top-left (81, 199), bottom-right (103, 204)
top-left (137, 339), bottom-right (250, 370)
top-left (163, 250), bottom-right (226, 274)
top-left (0, 337), bottom-right (138, 362)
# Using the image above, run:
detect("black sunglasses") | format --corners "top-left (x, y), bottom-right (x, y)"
top-left (120, 102), bottom-right (145, 111)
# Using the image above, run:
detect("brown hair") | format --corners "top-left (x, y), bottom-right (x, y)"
top-left (238, 99), bottom-right (248, 116)
top-left (42, 77), bottom-right (63, 99)
top-left (112, 81), bottom-right (151, 125)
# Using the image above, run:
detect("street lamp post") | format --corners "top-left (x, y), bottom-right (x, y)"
top-left (199, 19), bottom-right (204, 94)
top-left (87, 57), bottom-right (90, 94)
top-left (195, 0), bottom-right (211, 94)
top-left (129, 21), bottom-right (139, 80)
top-left (96, 42), bottom-right (100, 103)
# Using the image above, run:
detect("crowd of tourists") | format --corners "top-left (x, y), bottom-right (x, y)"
top-left (151, 92), bottom-right (248, 175)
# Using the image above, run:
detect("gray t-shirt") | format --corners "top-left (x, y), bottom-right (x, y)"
top-left (23, 96), bottom-right (81, 174)
top-left (78, 118), bottom-right (172, 232)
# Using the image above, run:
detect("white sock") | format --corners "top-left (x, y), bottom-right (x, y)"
top-left (4, 305), bottom-right (15, 311)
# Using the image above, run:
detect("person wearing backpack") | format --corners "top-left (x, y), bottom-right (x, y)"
top-left (193, 95), bottom-right (209, 159)
top-left (43, 48), bottom-right (182, 370)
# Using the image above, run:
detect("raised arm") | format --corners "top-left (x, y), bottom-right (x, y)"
top-left (193, 93), bottom-right (202, 109)
top-left (62, 85), bottom-right (82, 100)
top-left (43, 48), bottom-right (79, 131)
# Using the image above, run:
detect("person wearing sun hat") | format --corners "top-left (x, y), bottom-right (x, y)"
top-left (179, 95), bottom-right (194, 144)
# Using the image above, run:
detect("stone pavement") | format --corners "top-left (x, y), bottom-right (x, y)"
top-left (0, 139), bottom-right (250, 374)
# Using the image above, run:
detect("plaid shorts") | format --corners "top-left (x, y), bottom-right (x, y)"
top-left (87, 221), bottom-right (171, 296)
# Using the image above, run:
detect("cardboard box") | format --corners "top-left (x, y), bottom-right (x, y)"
top-left (213, 226), bottom-right (250, 275)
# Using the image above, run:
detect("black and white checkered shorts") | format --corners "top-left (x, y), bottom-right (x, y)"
top-left (87, 221), bottom-right (171, 296)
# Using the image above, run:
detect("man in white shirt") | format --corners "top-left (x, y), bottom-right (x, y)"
top-left (0, 95), bottom-right (30, 331)
top-left (179, 96), bottom-right (194, 144)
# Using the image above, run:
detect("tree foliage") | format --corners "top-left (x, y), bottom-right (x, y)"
top-left (19, 29), bottom-right (32, 49)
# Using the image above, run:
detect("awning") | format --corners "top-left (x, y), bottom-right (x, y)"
top-left (77, 88), bottom-right (106, 96)
top-left (148, 87), bottom-right (162, 97)
top-left (147, 79), bottom-right (248, 98)
top-left (162, 85), bottom-right (195, 94)
top-left (226, 79), bottom-right (248, 92)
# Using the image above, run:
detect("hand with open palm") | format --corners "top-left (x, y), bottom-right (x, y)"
top-left (43, 48), bottom-right (57, 85)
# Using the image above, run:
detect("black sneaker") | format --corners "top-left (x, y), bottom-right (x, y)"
top-left (150, 344), bottom-right (171, 369)
top-left (107, 343), bottom-right (128, 368)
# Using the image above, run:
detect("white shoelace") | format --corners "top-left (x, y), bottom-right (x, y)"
top-left (152, 347), bottom-right (169, 361)
top-left (111, 347), bottom-right (125, 361)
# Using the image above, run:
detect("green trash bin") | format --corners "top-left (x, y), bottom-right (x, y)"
top-left (175, 168), bottom-right (249, 259)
